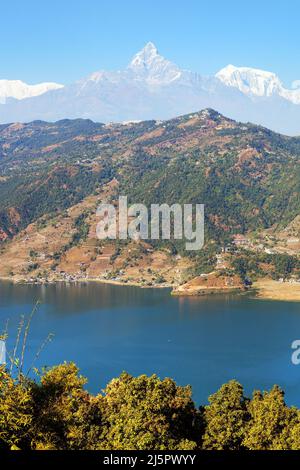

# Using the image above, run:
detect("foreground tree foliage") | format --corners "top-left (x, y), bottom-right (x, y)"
top-left (1, 363), bottom-right (300, 450)
top-left (202, 380), bottom-right (250, 450)
top-left (243, 386), bottom-right (300, 450)
top-left (99, 373), bottom-right (199, 450)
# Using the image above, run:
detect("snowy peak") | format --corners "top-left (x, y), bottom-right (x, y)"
top-left (3, 42), bottom-right (300, 134)
top-left (128, 41), bottom-right (159, 69)
top-left (216, 64), bottom-right (300, 104)
top-left (216, 65), bottom-right (282, 97)
top-left (83, 43), bottom-right (182, 87)
top-left (0, 79), bottom-right (64, 103)
top-left (127, 42), bottom-right (182, 84)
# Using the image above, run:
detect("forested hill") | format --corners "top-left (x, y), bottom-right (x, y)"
top-left (0, 108), bottom-right (300, 243)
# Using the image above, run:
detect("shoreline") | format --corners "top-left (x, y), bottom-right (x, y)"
top-left (0, 275), bottom-right (173, 290)
top-left (1, 276), bottom-right (300, 302)
top-left (83, 278), bottom-right (173, 289)
top-left (252, 279), bottom-right (300, 302)
top-left (172, 286), bottom-right (244, 296)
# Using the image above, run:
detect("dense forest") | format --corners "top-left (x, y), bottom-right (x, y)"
top-left (1, 362), bottom-right (300, 450)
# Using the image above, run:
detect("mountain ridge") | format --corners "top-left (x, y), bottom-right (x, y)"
top-left (1, 43), bottom-right (300, 134)
top-left (0, 79), bottom-right (63, 103)
top-left (216, 64), bottom-right (300, 103)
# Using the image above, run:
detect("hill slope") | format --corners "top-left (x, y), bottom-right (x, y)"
top-left (0, 109), bottom-right (299, 287)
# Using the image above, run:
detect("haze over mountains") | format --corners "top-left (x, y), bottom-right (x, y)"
top-left (1, 42), bottom-right (300, 135)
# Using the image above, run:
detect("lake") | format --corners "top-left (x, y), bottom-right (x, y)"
top-left (1, 281), bottom-right (300, 406)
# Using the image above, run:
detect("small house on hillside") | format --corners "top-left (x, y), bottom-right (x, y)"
top-left (233, 234), bottom-right (249, 247)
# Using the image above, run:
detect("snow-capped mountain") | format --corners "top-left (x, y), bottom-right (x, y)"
top-left (80, 42), bottom-right (186, 87)
top-left (216, 64), bottom-right (300, 104)
top-left (0, 79), bottom-right (63, 104)
top-left (1, 42), bottom-right (300, 135)
top-left (127, 41), bottom-right (182, 84)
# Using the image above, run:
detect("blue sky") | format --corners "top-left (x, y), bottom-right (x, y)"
top-left (1, 0), bottom-right (299, 86)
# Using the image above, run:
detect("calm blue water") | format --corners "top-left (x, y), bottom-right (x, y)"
top-left (1, 281), bottom-right (300, 406)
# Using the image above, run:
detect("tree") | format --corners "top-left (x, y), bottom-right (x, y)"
top-left (202, 380), bottom-right (250, 450)
top-left (243, 385), bottom-right (297, 450)
top-left (30, 362), bottom-right (103, 450)
top-left (0, 362), bottom-right (105, 450)
top-left (274, 255), bottom-right (296, 281)
top-left (0, 366), bottom-right (34, 450)
top-left (99, 372), bottom-right (199, 450)
top-left (231, 257), bottom-right (249, 282)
